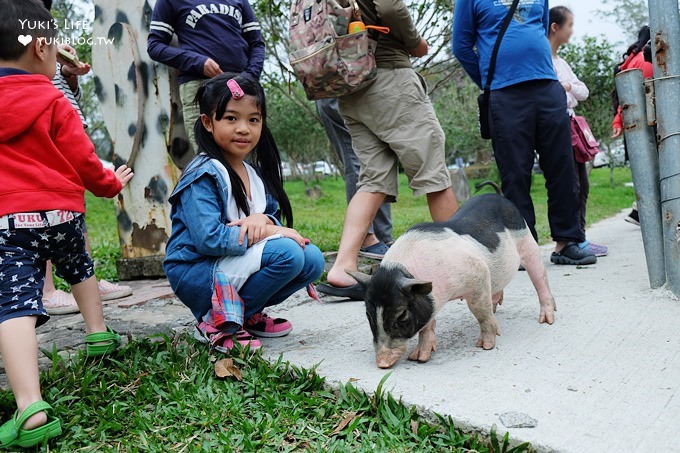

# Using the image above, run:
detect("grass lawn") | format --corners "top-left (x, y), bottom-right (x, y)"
top-left (0, 336), bottom-right (525, 452)
top-left (34, 166), bottom-right (632, 450)
top-left (288, 167), bottom-right (635, 251)
top-left (84, 166), bottom-right (634, 284)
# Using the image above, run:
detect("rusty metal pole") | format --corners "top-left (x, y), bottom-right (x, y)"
top-left (93, 0), bottom-right (191, 279)
top-left (648, 0), bottom-right (680, 295)
top-left (616, 69), bottom-right (666, 288)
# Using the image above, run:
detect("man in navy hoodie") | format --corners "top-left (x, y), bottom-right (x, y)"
top-left (453, 0), bottom-right (596, 265)
top-left (147, 0), bottom-right (265, 157)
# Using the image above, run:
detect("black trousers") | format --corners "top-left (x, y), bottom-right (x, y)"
top-left (489, 79), bottom-right (584, 243)
top-left (575, 160), bottom-right (589, 235)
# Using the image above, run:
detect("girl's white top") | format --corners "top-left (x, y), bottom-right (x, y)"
top-left (213, 159), bottom-right (282, 290)
top-left (552, 55), bottom-right (589, 116)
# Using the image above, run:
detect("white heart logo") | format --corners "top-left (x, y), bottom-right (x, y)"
top-left (17, 35), bottom-right (32, 46)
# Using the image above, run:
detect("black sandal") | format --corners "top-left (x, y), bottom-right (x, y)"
top-left (316, 282), bottom-right (364, 301)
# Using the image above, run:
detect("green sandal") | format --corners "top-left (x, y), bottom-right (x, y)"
top-left (0, 401), bottom-right (62, 448)
top-left (85, 326), bottom-right (121, 357)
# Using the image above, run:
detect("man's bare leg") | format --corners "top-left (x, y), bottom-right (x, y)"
top-left (426, 188), bottom-right (458, 222)
top-left (327, 191), bottom-right (386, 287)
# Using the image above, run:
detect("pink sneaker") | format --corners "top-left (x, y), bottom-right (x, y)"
top-left (245, 313), bottom-right (293, 338)
top-left (193, 323), bottom-right (262, 353)
top-left (98, 280), bottom-right (133, 301)
top-left (42, 289), bottom-right (80, 315)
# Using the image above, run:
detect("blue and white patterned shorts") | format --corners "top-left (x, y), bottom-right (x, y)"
top-left (0, 214), bottom-right (93, 327)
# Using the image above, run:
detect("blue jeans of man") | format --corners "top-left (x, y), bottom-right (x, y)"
top-left (239, 238), bottom-right (325, 319)
top-left (316, 98), bottom-right (393, 244)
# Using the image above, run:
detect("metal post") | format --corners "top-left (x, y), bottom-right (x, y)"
top-left (648, 0), bottom-right (680, 295)
top-left (616, 69), bottom-right (666, 288)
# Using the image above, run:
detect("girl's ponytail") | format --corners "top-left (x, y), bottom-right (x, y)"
top-left (254, 125), bottom-right (293, 227)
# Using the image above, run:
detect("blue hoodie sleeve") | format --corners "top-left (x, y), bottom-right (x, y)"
top-left (452, 0), bottom-right (482, 89)
top-left (241, 0), bottom-right (265, 78)
top-left (179, 174), bottom-right (248, 257)
top-left (147, 0), bottom-right (207, 76)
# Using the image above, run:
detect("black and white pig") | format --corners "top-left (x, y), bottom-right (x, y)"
top-left (348, 191), bottom-right (557, 369)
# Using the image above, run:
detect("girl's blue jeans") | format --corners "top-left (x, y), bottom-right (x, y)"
top-left (240, 238), bottom-right (325, 320)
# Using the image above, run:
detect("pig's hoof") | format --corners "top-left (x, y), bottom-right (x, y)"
top-left (539, 309), bottom-right (556, 324)
top-left (539, 298), bottom-right (557, 324)
top-left (476, 334), bottom-right (497, 350)
top-left (407, 344), bottom-right (435, 363)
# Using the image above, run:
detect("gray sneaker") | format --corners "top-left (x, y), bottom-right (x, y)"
top-left (551, 243), bottom-right (597, 265)
top-left (358, 241), bottom-right (389, 260)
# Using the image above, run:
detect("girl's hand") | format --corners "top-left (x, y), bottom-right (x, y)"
top-left (561, 81), bottom-right (572, 92)
top-left (276, 227), bottom-right (308, 248)
top-left (612, 126), bottom-right (623, 139)
top-left (229, 214), bottom-right (272, 246)
top-left (115, 165), bottom-right (134, 187)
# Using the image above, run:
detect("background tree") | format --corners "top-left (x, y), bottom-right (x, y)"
top-left (561, 36), bottom-right (618, 144)
top-left (253, 0), bottom-right (457, 170)
top-left (51, 0), bottom-right (113, 159)
top-left (561, 36), bottom-right (620, 185)
top-left (595, 0), bottom-right (649, 42)
top-left (266, 86), bottom-right (329, 180)
top-left (431, 74), bottom-right (493, 167)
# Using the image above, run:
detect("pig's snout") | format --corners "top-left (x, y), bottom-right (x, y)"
top-left (375, 346), bottom-right (406, 369)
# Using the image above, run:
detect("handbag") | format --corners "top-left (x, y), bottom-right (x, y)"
top-left (478, 0), bottom-right (520, 139)
top-left (570, 115), bottom-right (599, 163)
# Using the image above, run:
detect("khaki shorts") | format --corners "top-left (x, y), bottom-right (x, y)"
top-left (338, 68), bottom-right (451, 201)
top-left (179, 79), bottom-right (202, 157)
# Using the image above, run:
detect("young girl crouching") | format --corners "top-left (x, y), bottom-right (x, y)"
top-left (164, 73), bottom-right (325, 352)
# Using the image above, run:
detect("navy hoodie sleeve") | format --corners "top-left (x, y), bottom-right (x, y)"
top-left (241, 0), bottom-right (265, 78)
top-left (452, 0), bottom-right (482, 89)
top-left (147, 0), bottom-right (207, 76)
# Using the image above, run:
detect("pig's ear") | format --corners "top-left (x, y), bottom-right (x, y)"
top-left (346, 271), bottom-right (372, 288)
top-left (401, 279), bottom-right (433, 296)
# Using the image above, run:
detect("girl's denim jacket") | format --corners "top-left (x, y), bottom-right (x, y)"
top-left (163, 154), bottom-right (282, 320)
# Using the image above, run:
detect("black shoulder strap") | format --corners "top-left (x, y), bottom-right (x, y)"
top-left (485, 0), bottom-right (520, 93)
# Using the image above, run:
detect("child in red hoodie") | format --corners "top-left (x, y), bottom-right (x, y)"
top-left (0, 0), bottom-right (133, 447)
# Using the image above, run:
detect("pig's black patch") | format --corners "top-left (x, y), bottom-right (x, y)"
top-left (365, 265), bottom-right (435, 343)
top-left (409, 194), bottom-right (526, 253)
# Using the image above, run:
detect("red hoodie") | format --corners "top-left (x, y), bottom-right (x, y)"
top-left (0, 71), bottom-right (122, 217)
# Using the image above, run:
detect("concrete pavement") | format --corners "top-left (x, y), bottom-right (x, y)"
top-left (262, 211), bottom-right (680, 453)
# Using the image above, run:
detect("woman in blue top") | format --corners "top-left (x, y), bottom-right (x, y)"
top-left (453, 0), bottom-right (596, 266)
top-left (164, 73), bottom-right (324, 352)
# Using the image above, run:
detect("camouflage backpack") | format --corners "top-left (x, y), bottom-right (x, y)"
top-left (288, 0), bottom-right (378, 100)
